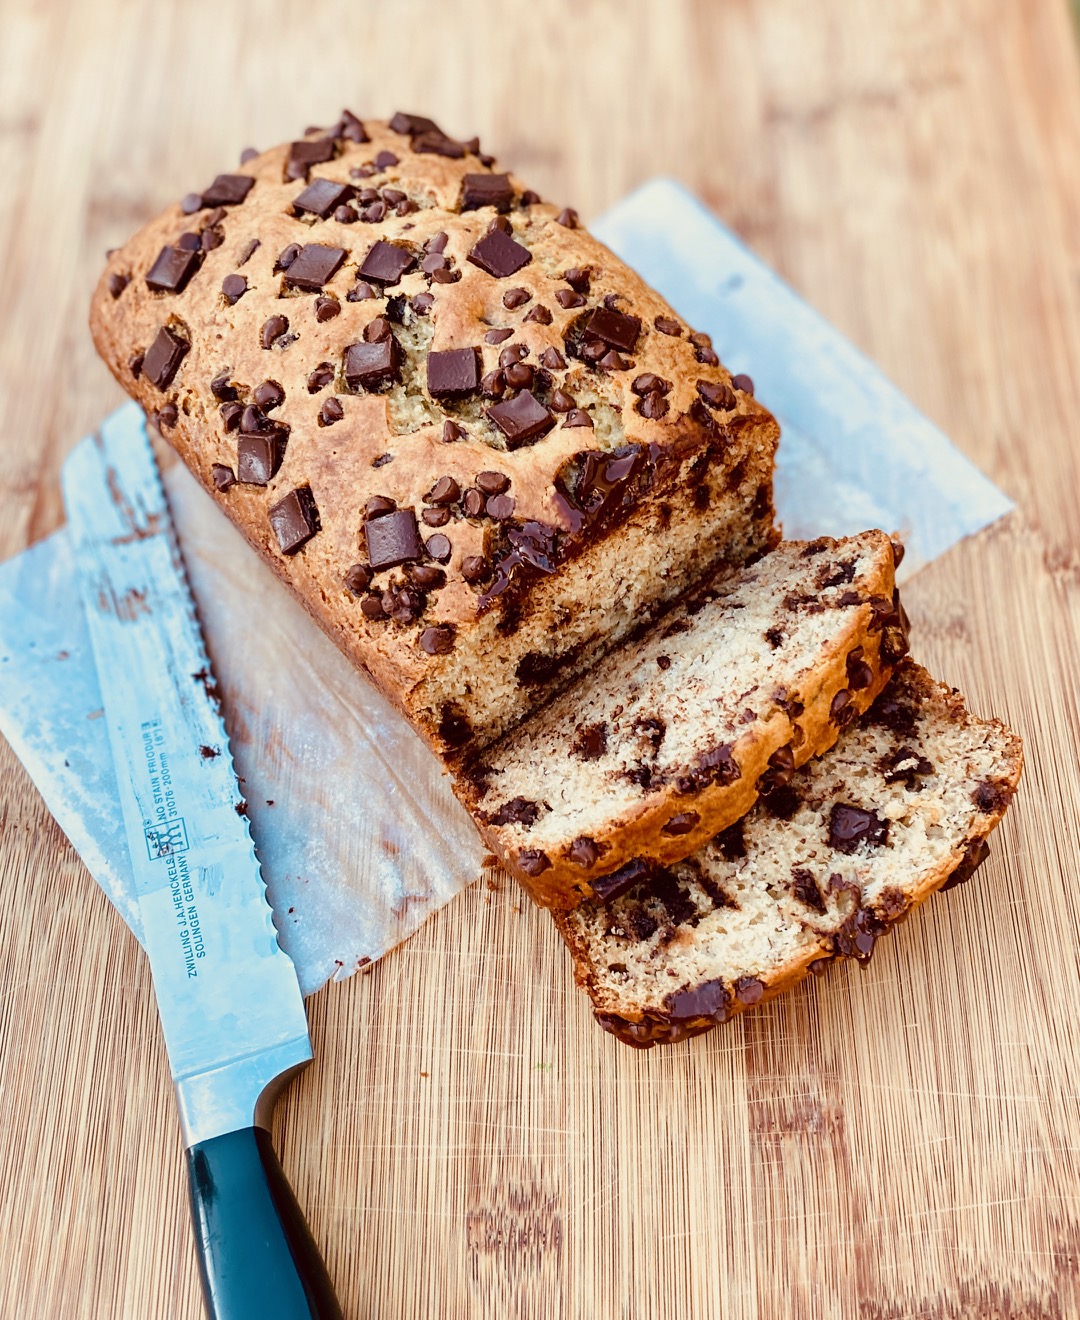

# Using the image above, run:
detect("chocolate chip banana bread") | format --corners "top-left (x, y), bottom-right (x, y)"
top-left (457, 533), bottom-right (907, 909)
top-left (555, 661), bottom-right (1022, 1046)
top-left (90, 111), bottom-right (779, 760)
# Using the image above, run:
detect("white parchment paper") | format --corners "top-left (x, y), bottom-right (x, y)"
top-left (0, 181), bottom-right (1012, 994)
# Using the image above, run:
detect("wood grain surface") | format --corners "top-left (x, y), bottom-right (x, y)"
top-left (2, 1), bottom-right (1079, 1316)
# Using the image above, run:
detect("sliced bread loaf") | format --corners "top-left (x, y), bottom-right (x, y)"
top-left (457, 532), bottom-right (908, 909)
top-left (554, 660), bottom-right (1023, 1046)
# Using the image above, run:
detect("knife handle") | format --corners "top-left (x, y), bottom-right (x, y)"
top-left (187, 1126), bottom-right (342, 1319)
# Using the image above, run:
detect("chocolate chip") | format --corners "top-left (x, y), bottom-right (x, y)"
top-left (846, 647), bottom-right (875, 691)
top-left (286, 138), bottom-right (335, 182)
top-left (422, 507), bottom-right (451, 527)
top-left (344, 337), bottom-right (402, 390)
top-left (358, 239), bottom-right (415, 286)
top-left (344, 563), bottom-right (372, 594)
top-left (467, 227), bottom-right (532, 278)
top-left (219, 401), bottom-right (243, 430)
top-left (333, 109), bottom-right (369, 143)
top-left (425, 475), bottom-right (461, 506)
top-left (480, 369), bottom-right (506, 398)
top-left (239, 147), bottom-right (259, 165)
top-left (503, 287), bottom-right (531, 309)
top-left (517, 849), bottom-right (551, 877)
top-left (599, 349), bottom-right (629, 371)
top-left (636, 392), bottom-right (669, 419)
top-left (519, 189), bottom-right (540, 206)
top-left (236, 433), bottom-right (281, 485)
top-left (828, 804), bottom-right (889, 853)
top-left (540, 347), bottom-right (566, 371)
top-left (269, 486), bottom-right (320, 554)
top-left (677, 744), bottom-right (739, 793)
top-left (485, 329), bottom-right (512, 345)
top-left (761, 785), bottom-right (800, 820)
top-left (550, 389), bottom-right (575, 413)
top-left (146, 246), bottom-right (200, 293)
top-left (411, 292), bottom-right (435, 316)
top-left (253, 380), bottom-right (284, 410)
top-left (941, 838), bottom-right (991, 891)
top-left (181, 193), bottom-right (203, 215)
top-left (568, 836), bottom-right (600, 868)
top-left (486, 493), bottom-right (515, 520)
top-left (486, 390), bottom-right (554, 448)
top-left (202, 173), bottom-right (255, 207)
top-left (555, 208), bottom-right (578, 228)
top-left (199, 225), bottom-right (223, 252)
top-left (107, 271), bottom-right (129, 298)
top-left (365, 496), bottom-right (397, 519)
top-left (973, 780), bottom-right (1011, 814)
top-left (361, 595), bottom-right (387, 620)
top-left (504, 362), bottom-right (534, 391)
top-left (364, 508), bottom-right (423, 569)
top-left (211, 463), bottom-right (235, 491)
top-left (732, 373), bottom-right (754, 395)
top-left (275, 243), bottom-right (302, 272)
top-left (427, 347), bottom-right (480, 399)
top-left (652, 315), bottom-right (681, 337)
top-left (235, 239), bottom-right (260, 268)
top-left (475, 470), bottom-right (510, 495)
top-left (571, 721), bottom-right (608, 760)
top-left (461, 555), bottom-right (488, 583)
top-left (442, 420), bottom-right (465, 443)
top-left (410, 564), bottom-right (446, 589)
top-left (216, 273), bottom-right (246, 305)
top-left (363, 317), bottom-right (392, 343)
top-left (462, 173), bottom-right (513, 212)
top-left (462, 488), bottom-right (486, 518)
top-left (734, 977), bottom-right (765, 1006)
top-left (425, 534), bottom-right (452, 563)
top-left (283, 243), bottom-right (347, 291)
top-left (260, 315), bottom-right (289, 349)
top-left (662, 812), bottom-right (700, 836)
top-left (586, 306), bottom-right (641, 352)
top-left (697, 379), bottom-right (736, 410)
top-left (556, 288), bottom-right (586, 309)
top-left (310, 294), bottom-right (339, 324)
top-left (419, 625), bottom-right (456, 655)
top-left (499, 344), bottom-right (527, 367)
top-left (156, 402), bottom-right (178, 429)
top-left (563, 266), bottom-right (591, 293)
top-left (373, 150), bottom-right (399, 169)
top-left (523, 304), bottom-right (552, 325)
top-left (142, 326), bottom-right (189, 389)
top-left (319, 397), bottom-right (344, 425)
top-left (563, 409), bottom-right (593, 428)
top-left (830, 689), bottom-right (856, 727)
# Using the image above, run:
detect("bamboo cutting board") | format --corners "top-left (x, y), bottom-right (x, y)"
top-left (2, 2), bottom-right (1079, 1316)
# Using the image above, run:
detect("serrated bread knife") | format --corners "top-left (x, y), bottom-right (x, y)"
top-left (62, 408), bottom-right (341, 1319)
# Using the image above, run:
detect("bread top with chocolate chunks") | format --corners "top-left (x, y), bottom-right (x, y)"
top-left (90, 112), bottom-right (778, 752)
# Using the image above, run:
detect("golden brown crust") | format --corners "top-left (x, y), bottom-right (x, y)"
top-left (89, 114), bottom-right (779, 757)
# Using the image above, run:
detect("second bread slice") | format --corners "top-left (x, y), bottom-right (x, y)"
top-left (456, 532), bottom-right (907, 908)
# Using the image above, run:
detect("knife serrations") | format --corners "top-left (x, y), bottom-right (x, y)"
top-left (62, 407), bottom-right (311, 1144)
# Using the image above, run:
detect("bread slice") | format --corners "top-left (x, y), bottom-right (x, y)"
top-left (554, 660), bottom-right (1023, 1046)
top-left (457, 532), bottom-right (908, 909)
top-left (88, 112), bottom-right (779, 761)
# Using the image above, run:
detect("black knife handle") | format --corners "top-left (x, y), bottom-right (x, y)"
top-left (187, 1126), bottom-right (342, 1319)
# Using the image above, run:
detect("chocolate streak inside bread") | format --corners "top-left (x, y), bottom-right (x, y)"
top-left (456, 533), bottom-right (907, 909)
top-left (554, 660), bottom-right (1023, 1046)
top-left (90, 112), bottom-right (780, 760)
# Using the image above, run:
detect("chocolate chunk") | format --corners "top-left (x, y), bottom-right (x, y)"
top-left (332, 109), bottom-right (369, 143)
top-left (518, 850), bottom-right (551, 877)
top-left (142, 326), bottom-right (189, 390)
top-left (566, 836), bottom-right (600, 868)
top-left (253, 380), bottom-right (284, 410)
top-left (293, 177), bottom-right (355, 219)
top-left (555, 207), bottom-right (579, 228)
top-left (519, 189), bottom-right (540, 206)
top-left (731, 373), bottom-right (754, 395)
top-left (462, 173), bottom-right (513, 212)
top-left (467, 227), bottom-right (532, 278)
top-left (108, 271), bottom-right (129, 298)
top-left (221, 273), bottom-right (247, 305)
top-left (571, 721), bottom-right (608, 761)
top-left (632, 373), bottom-right (669, 396)
top-left (792, 867), bottom-right (827, 914)
top-left (236, 433), bottom-right (281, 485)
top-left (420, 625), bottom-right (456, 655)
top-left (662, 812), bottom-right (700, 836)
top-left (427, 347), bottom-right (480, 399)
top-left (828, 804), bottom-right (889, 854)
top-left (425, 533), bottom-right (452, 563)
top-left (550, 389), bottom-right (575, 413)
top-left (202, 173), bottom-right (256, 207)
top-left (146, 245), bottom-right (200, 293)
top-left (389, 111), bottom-right (444, 136)
top-left (499, 344), bottom-right (527, 366)
top-left (414, 129), bottom-right (476, 158)
top-left (461, 555), bottom-right (488, 583)
top-left (488, 796), bottom-right (540, 828)
top-left (344, 337), bottom-right (402, 390)
top-left (211, 463), bottom-right (235, 491)
top-left (475, 470), bottom-right (510, 495)
top-left (358, 240), bottom-right (415, 286)
top-left (486, 390), bottom-right (554, 448)
top-left (319, 397), bottom-right (344, 426)
top-left (481, 370), bottom-right (505, 398)
top-left (269, 486), bottom-right (320, 554)
top-left (503, 287), bottom-right (531, 309)
top-left (364, 508), bottom-right (423, 569)
top-left (733, 977), bottom-right (765, 1007)
top-left (235, 239), bottom-right (260, 268)
top-left (361, 595), bottom-right (387, 620)
top-left (286, 138), bottom-right (335, 182)
top-left (283, 243), bottom-right (347, 291)
top-left (585, 306), bottom-right (642, 352)
top-left (260, 315), bottom-right (290, 349)
top-left (665, 979), bottom-right (728, 1023)
top-left (592, 858), bottom-right (653, 904)
top-left (523, 304), bottom-right (552, 325)
top-left (486, 493), bottom-right (515, 521)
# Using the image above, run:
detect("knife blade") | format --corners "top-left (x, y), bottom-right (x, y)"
top-left (62, 406), bottom-right (340, 1319)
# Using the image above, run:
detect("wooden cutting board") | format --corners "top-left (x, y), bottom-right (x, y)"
top-left (2, 1), bottom-right (1079, 1315)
